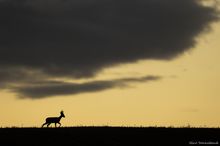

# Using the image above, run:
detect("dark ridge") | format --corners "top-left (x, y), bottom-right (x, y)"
top-left (0, 127), bottom-right (219, 146)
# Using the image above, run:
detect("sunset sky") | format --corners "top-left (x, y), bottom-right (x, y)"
top-left (0, 0), bottom-right (220, 127)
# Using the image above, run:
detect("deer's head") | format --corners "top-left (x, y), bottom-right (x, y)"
top-left (60, 111), bottom-right (65, 118)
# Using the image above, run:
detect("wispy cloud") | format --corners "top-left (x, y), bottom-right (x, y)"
top-left (11, 76), bottom-right (161, 99)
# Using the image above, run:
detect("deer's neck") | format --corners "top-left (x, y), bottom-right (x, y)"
top-left (58, 115), bottom-right (63, 121)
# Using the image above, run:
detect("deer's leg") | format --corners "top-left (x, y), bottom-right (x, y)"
top-left (42, 123), bottom-right (46, 127)
top-left (55, 123), bottom-right (57, 127)
top-left (47, 123), bottom-right (51, 127)
top-left (58, 122), bottom-right (61, 127)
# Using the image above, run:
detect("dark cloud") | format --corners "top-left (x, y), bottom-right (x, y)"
top-left (11, 76), bottom-right (161, 99)
top-left (0, 0), bottom-right (219, 98)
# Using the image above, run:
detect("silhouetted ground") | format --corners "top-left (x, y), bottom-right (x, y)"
top-left (0, 127), bottom-right (219, 146)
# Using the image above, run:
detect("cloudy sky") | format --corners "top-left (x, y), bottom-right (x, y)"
top-left (0, 0), bottom-right (220, 127)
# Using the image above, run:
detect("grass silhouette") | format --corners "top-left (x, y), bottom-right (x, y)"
top-left (0, 126), bottom-right (219, 145)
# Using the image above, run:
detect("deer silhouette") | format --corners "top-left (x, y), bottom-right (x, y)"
top-left (42, 111), bottom-right (65, 127)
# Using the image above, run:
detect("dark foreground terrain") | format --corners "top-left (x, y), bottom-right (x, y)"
top-left (0, 127), bottom-right (219, 146)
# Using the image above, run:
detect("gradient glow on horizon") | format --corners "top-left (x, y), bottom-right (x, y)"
top-left (0, 21), bottom-right (220, 128)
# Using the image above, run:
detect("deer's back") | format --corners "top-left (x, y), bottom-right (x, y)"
top-left (46, 117), bottom-right (60, 123)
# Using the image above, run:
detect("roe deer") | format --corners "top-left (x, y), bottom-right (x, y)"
top-left (42, 111), bottom-right (65, 127)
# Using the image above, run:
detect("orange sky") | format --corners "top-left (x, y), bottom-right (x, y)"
top-left (0, 0), bottom-right (220, 128)
top-left (0, 21), bottom-right (220, 128)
